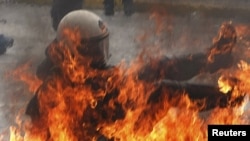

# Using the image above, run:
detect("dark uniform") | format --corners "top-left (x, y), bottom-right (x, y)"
top-left (50, 0), bottom-right (83, 31)
top-left (139, 22), bottom-right (237, 82)
top-left (104, 0), bottom-right (134, 16)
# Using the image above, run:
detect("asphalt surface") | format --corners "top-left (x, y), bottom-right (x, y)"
top-left (0, 3), bottom-right (250, 140)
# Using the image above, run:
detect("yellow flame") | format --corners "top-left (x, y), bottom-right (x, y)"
top-left (218, 76), bottom-right (232, 94)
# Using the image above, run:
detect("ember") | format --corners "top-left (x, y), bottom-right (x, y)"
top-left (8, 10), bottom-right (250, 141)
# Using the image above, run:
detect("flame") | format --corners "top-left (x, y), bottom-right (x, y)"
top-left (218, 76), bottom-right (233, 94)
top-left (149, 11), bottom-right (168, 36)
top-left (7, 21), bottom-right (250, 141)
top-left (6, 61), bottom-right (42, 93)
top-left (207, 22), bottom-right (237, 63)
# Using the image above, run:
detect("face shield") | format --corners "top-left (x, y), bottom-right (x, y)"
top-left (78, 30), bottom-right (110, 68)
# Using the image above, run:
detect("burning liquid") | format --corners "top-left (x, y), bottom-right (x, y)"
top-left (7, 16), bottom-right (250, 141)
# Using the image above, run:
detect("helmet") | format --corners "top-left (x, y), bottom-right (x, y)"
top-left (57, 10), bottom-right (110, 68)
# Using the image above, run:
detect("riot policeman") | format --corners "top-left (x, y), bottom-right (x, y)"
top-left (25, 10), bottom-right (123, 140)
top-left (103, 0), bottom-right (134, 16)
top-left (27, 11), bottom-right (242, 120)
top-left (25, 10), bottom-right (244, 140)
top-left (50, 0), bottom-right (84, 31)
top-left (36, 9), bottom-right (111, 81)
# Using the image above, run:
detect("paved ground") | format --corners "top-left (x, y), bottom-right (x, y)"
top-left (135, 0), bottom-right (250, 10)
top-left (0, 3), bottom-right (250, 140)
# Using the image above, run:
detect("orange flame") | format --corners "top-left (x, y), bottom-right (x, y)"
top-left (8, 22), bottom-right (250, 141)
top-left (6, 62), bottom-right (42, 93)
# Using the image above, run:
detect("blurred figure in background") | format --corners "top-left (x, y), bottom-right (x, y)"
top-left (103, 0), bottom-right (134, 16)
top-left (0, 34), bottom-right (14, 55)
top-left (50, 0), bottom-right (84, 31)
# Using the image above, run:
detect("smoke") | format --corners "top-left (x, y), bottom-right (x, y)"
top-left (0, 4), bottom-right (54, 140)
